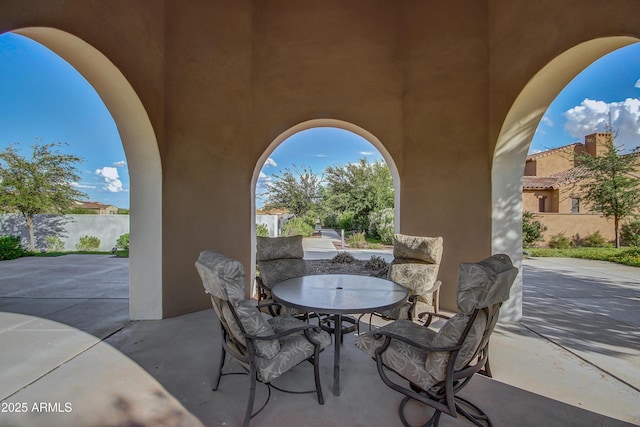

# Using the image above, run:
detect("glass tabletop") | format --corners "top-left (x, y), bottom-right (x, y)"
top-left (271, 274), bottom-right (408, 314)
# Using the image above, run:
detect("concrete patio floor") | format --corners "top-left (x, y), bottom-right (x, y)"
top-left (1, 242), bottom-right (639, 426)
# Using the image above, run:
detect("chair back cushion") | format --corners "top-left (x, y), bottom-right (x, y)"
top-left (256, 235), bottom-right (304, 261)
top-left (392, 234), bottom-right (443, 264)
top-left (424, 311), bottom-right (487, 388)
top-left (457, 254), bottom-right (518, 315)
top-left (196, 250), bottom-right (281, 359)
top-left (258, 258), bottom-right (308, 288)
top-left (388, 259), bottom-right (439, 294)
top-left (196, 250), bottom-right (245, 304)
top-left (232, 300), bottom-right (280, 359)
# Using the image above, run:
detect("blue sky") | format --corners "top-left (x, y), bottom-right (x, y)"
top-left (1, 32), bottom-right (639, 210)
top-left (532, 42), bottom-right (640, 153)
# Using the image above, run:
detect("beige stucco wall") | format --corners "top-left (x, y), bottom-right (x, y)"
top-left (535, 150), bottom-right (577, 177)
top-left (532, 213), bottom-right (616, 246)
top-left (1, 0), bottom-right (639, 319)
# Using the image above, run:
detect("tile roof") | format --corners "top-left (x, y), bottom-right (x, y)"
top-left (523, 167), bottom-right (586, 190)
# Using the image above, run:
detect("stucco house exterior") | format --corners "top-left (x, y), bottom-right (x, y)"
top-left (523, 133), bottom-right (640, 245)
top-left (74, 201), bottom-right (119, 215)
top-left (2, 1), bottom-right (640, 321)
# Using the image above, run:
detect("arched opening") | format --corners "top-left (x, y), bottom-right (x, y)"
top-left (492, 36), bottom-right (639, 321)
top-left (8, 27), bottom-right (163, 319)
top-left (250, 118), bottom-right (400, 296)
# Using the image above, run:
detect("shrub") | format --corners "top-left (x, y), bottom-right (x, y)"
top-left (302, 210), bottom-right (318, 228)
top-left (522, 211), bottom-right (547, 247)
top-left (548, 233), bottom-right (570, 249)
top-left (337, 211), bottom-right (356, 231)
top-left (347, 231), bottom-right (367, 248)
top-left (282, 217), bottom-right (314, 237)
top-left (621, 220), bottom-right (640, 247)
top-left (256, 223), bottom-right (269, 237)
top-left (365, 255), bottom-right (388, 270)
top-left (332, 252), bottom-right (355, 264)
top-left (116, 233), bottom-right (130, 250)
top-left (368, 208), bottom-right (394, 244)
top-left (582, 231), bottom-right (611, 248)
top-left (76, 235), bottom-right (101, 251)
top-left (611, 247), bottom-right (640, 267)
top-left (0, 235), bottom-right (26, 260)
top-left (45, 235), bottom-right (65, 251)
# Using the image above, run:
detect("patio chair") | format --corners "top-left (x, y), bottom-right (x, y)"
top-left (358, 234), bottom-right (443, 332)
top-left (196, 250), bottom-right (331, 427)
top-left (356, 254), bottom-right (518, 426)
top-left (256, 235), bottom-right (308, 315)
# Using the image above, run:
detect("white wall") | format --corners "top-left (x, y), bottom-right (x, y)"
top-left (0, 214), bottom-right (129, 251)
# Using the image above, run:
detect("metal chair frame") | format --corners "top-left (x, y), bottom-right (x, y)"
top-left (370, 305), bottom-right (501, 427)
top-left (207, 293), bottom-right (325, 427)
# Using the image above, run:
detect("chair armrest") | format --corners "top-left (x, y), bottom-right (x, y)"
top-left (244, 323), bottom-right (320, 342)
top-left (372, 328), bottom-right (460, 353)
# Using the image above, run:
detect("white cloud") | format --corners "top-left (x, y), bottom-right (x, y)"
top-left (264, 157), bottom-right (277, 167)
top-left (359, 151), bottom-right (375, 156)
top-left (563, 98), bottom-right (640, 151)
top-left (258, 171), bottom-right (271, 183)
top-left (635, 79), bottom-right (640, 89)
top-left (72, 182), bottom-right (96, 189)
top-left (541, 115), bottom-right (554, 127)
top-left (96, 166), bottom-right (124, 193)
top-left (313, 154), bottom-right (328, 158)
top-left (113, 160), bottom-right (127, 167)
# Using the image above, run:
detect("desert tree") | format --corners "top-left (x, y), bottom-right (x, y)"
top-left (260, 164), bottom-right (322, 216)
top-left (0, 142), bottom-right (87, 251)
top-left (574, 124), bottom-right (640, 247)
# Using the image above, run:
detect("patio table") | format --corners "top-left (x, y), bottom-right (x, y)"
top-left (271, 274), bottom-right (408, 396)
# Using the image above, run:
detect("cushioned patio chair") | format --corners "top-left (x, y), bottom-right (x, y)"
top-left (356, 254), bottom-right (518, 426)
top-left (358, 234), bottom-right (443, 332)
top-left (196, 250), bottom-right (331, 427)
top-left (256, 235), bottom-right (308, 315)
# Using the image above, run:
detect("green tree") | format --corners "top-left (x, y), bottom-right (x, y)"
top-left (574, 126), bottom-right (640, 248)
top-left (522, 211), bottom-right (547, 247)
top-left (261, 164), bottom-right (322, 216)
top-left (0, 142), bottom-right (87, 251)
top-left (322, 158), bottom-right (394, 232)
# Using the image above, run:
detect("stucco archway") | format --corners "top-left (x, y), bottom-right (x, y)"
top-left (250, 118), bottom-right (400, 295)
top-left (11, 27), bottom-right (163, 320)
top-left (492, 36), bottom-right (639, 321)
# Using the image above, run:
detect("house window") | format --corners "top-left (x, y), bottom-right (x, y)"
top-left (538, 196), bottom-right (547, 212)
top-left (571, 198), bottom-right (580, 213)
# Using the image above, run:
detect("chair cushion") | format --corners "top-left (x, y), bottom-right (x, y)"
top-left (388, 259), bottom-right (439, 294)
top-left (424, 311), bottom-right (487, 387)
top-left (226, 299), bottom-right (280, 359)
top-left (356, 320), bottom-right (437, 389)
top-left (457, 254), bottom-right (518, 315)
top-left (256, 235), bottom-right (304, 261)
top-left (258, 258), bottom-right (308, 288)
top-left (356, 310), bottom-right (487, 390)
top-left (255, 316), bottom-right (331, 383)
top-left (196, 250), bottom-right (246, 303)
top-left (393, 234), bottom-right (443, 264)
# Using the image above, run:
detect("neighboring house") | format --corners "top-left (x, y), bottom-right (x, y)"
top-left (523, 132), bottom-right (640, 245)
top-left (74, 201), bottom-right (119, 215)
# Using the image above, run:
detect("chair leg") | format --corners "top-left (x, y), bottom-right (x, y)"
top-left (313, 352), bottom-right (325, 405)
top-left (454, 396), bottom-right (492, 427)
top-left (212, 345), bottom-right (226, 391)
top-left (399, 395), bottom-right (441, 427)
top-left (243, 367), bottom-right (258, 427)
